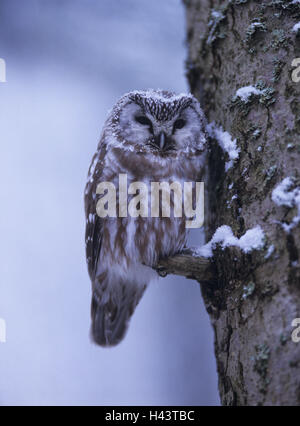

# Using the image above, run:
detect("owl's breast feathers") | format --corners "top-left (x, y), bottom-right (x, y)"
top-left (84, 139), bottom-right (204, 346)
top-left (85, 142), bottom-right (203, 269)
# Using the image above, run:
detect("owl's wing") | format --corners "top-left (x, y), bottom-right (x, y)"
top-left (84, 143), bottom-right (107, 282)
top-left (85, 211), bottom-right (102, 282)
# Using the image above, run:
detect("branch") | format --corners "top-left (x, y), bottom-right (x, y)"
top-left (155, 249), bottom-right (214, 283)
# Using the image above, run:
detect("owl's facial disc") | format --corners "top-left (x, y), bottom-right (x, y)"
top-left (118, 101), bottom-right (203, 154)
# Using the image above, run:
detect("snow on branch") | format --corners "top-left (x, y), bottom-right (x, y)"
top-left (194, 225), bottom-right (265, 258)
top-left (155, 225), bottom-right (265, 283)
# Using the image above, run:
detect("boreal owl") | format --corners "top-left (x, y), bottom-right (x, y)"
top-left (84, 90), bottom-right (207, 346)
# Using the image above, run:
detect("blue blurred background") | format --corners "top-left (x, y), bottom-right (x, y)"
top-left (0, 0), bottom-right (219, 405)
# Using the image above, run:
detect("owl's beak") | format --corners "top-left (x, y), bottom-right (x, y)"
top-left (159, 132), bottom-right (166, 149)
top-left (155, 132), bottom-right (172, 151)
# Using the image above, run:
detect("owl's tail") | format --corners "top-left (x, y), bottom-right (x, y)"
top-left (90, 282), bottom-right (145, 347)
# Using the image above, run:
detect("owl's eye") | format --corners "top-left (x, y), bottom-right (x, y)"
top-left (135, 116), bottom-right (152, 126)
top-left (173, 119), bottom-right (186, 131)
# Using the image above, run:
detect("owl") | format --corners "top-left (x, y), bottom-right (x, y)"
top-left (84, 89), bottom-right (207, 346)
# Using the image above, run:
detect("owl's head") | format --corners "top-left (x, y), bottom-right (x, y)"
top-left (108, 90), bottom-right (207, 155)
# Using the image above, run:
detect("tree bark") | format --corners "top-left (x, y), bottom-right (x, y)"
top-left (178, 0), bottom-right (300, 406)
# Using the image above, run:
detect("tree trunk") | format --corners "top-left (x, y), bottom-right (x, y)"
top-left (178, 0), bottom-right (300, 406)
